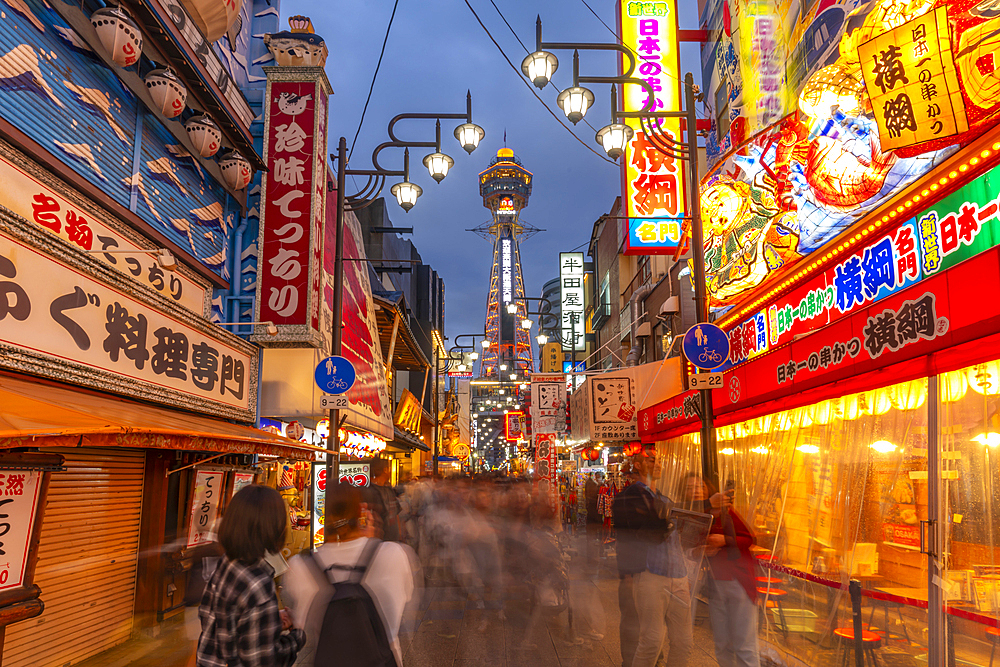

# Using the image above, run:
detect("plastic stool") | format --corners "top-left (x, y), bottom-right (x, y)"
top-left (867, 597), bottom-right (911, 643)
top-left (987, 627), bottom-right (1000, 667)
top-left (756, 586), bottom-right (789, 638)
top-left (834, 627), bottom-right (882, 667)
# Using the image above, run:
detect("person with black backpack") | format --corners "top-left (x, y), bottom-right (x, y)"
top-left (284, 482), bottom-right (417, 667)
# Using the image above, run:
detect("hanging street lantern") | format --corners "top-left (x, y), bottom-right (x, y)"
top-left (557, 86), bottom-right (594, 125)
top-left (178, 0), bottom-right (244, 43)
top-left (596, 123), bottom-right (633, 160)
top-left (220, 150), bottom-right (252, 190)
top-left (90, 6), bottom-right (142, 68)
top-left (521, 50), bottom-right (559, 89)
top-left (454, 122), bottom-right (485, 154)
top-left (144, 68), bottom-right (187, 119)
top-left (390, 180), bottom-right (422, 212)
top-left (422, 152), bottom-right (454, 183)
top-left (184, 114), bottom-right (222, 158)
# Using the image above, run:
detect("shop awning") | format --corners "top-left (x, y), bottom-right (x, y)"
top-left (0, 374), bottom-right (323, 460)
top-left (389, 426), bottom-right (430, 452)
top-left (373, 293), bottom-right (431, 371)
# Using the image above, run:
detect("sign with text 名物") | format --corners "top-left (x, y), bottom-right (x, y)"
top-left (0, 229), bottom-right (254, 419)
top-left (859, 6), bottom-right (968, 152)
top-left (531, 373), bottom-right (567, 434)
top-left (255, 70), bottom-right (331, 347)
top-left (0, 149), bottom-right (207, 314)
top-left (560, 252), bottom-right (585, 351)
top-left (620, 0), bottom-right (685, 240)
top-left (187, 470), bottom-right (224, 548)
top-left (0, 470), bottom-right (42, 592)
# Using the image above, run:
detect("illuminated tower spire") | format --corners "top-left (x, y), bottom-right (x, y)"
top-left (470, 148), bottom-right (540, 379)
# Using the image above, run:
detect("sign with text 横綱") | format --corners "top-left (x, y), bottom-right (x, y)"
top-left (620, 0), bottom-right (685, 234)
top-left (0, 224), bottom-right (255, 420)
top-left (255, 70), bottom-right (331, 347)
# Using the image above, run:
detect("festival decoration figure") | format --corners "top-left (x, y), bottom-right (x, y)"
top-left (263, 16), bottom-right (328, 68)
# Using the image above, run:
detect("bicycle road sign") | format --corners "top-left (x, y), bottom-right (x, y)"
top-left (315, 356), bottom-right (356, 395)
top-left (682, 323), bottom-right (730, 371)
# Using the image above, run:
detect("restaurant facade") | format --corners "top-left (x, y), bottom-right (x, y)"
top-left (632, 0), bottom-right (1000, 664)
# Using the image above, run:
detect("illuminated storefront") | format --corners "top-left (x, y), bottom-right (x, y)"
top-left (637, 1), bottom-right (1000, 664)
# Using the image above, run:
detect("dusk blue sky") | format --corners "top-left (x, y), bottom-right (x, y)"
top-left (285, 0), bottom-right (703, 345)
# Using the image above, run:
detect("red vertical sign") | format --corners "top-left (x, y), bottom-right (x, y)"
top-left (255, 71), bottom-right (331, 347)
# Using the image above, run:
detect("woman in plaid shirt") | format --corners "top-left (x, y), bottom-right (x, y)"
top-left (197, 485), bottom-right (307, 667)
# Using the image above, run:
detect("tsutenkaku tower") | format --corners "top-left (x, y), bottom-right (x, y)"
top-left (472, 148), bottom-right (540, 378)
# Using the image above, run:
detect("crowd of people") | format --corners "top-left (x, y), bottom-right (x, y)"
top-left (189, 448), bottom-right (763, 667)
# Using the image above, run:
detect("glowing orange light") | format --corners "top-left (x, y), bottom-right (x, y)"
top-left (921, 190), bottom-right (930, 196)
top-left (971, 158), bottom-right (980, 166)
top-left (960, 165), bottom-right (969, 172)
top-left (982, 150), bottom-right (992, 159)
top-left (862, 228), bottom-right (870, 236)
top-left (931, 184), bottom-right (939, 191)
top-left (940, 177), bottom-right (949, 184)
top-left (949, 171), bottom-right (958, 178)
top-left (993, 142), bottom-right (1000, 151)
top-left (889, 211), bottom-right (897, 217)
top-left (904, 201), bottom-right (912, 208)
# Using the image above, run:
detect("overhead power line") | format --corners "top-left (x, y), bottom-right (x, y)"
top-left (349, 0), bottom-right (401, 163)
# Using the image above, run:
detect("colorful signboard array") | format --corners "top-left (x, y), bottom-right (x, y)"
top-left (560, 252), bottom-right (585, 351)
top-left (255, 72), bottom-right (330, 346)
top-left (858, 7), bottom-right (968, 152)
top-left (620, 0), bottom-right (686, 247)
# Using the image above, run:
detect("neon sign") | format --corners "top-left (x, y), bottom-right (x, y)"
top-left (560, 252), bottom-right (585, 351)
top-left (502, 238), bottom-right (512, 303)
top-left (625, 217), bottom-right (682, 255)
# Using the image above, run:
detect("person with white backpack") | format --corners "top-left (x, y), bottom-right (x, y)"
top-left (284, 483), bottom-right (417, 667)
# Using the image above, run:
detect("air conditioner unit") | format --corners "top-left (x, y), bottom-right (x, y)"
top-left (660, 297), bottom-right (679, 314)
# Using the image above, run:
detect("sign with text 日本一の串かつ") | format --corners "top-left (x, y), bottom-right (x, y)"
top-left (620, 0), bottom-right (685, 247)
top-left (255, 70), bottom-right (331, 347)
top-left (0, 226), bottom-right (255, 420)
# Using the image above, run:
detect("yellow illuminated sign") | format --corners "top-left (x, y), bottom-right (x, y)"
top-left (541, 341), bottom-right (564, 373)
top-left (620, 0), bottom-right (685, 225)
top-left (858, 6), bottom-right (967, 151)
top-left (393, 388), bottom-right (422, 434)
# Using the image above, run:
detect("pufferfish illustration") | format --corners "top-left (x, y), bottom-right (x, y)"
top-left (276, 91), bottom-right (312, 116)
top-left (263, 16), bottom-right (327, 67)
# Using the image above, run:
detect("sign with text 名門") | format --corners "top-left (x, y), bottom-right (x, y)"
top-left (186, 470), bottom-right (224, 548)
top-left (624, 216), bottom-right (682, 255)
top-left (0, 470), bottom-right (42, 592)
top-left (560, 252), bottom-right (585, 351)
top-left (255, 70), bottom-right (331, 347)
top-left (859, 6), bottom-right (968, 152)
top-left (531, 373), bottom-right (567, 434)
top-left (0, 228), bottom-right (255, 419)
top-left (620, 1), bottom-right (685, 236)
top-left (0, 148), bottom-right (207, 314)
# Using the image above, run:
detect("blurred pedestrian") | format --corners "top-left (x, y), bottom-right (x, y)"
top-left (196, 485), bottom-right (305, 667)
top-left (585, 473), bottom-right (603, 566)
top-left (364, 458), bottom-right (401, 541)
top-left (285, 482), bottom-right (417, 667)
top-left (685, 474), bottom-right (759, 667)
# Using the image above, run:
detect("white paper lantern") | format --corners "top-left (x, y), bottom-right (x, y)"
top-left (144, 68), bottom-right (187, 119)
top-left (220, 151), bottom-right (252, 190)
top-left (90, 7), bottom-right (142, 68)
top-left (184, 114), bottom-right (222, 158)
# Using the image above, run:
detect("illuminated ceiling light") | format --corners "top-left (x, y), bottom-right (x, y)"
top-left (596, 123), bottom-right (634, 160)
top-left (469, 352), bottom-right (479, 360)
top-left (931, 184), bottom-right (939, 191)
top-left (556, 86), bottom-right (595, 124)
top-left (390, 181), bottom-right (422, 212)
top-left (889, 211), bottom-right (897, 217)
top-left (973, 432), bottom-right (1000, 447)
top-left (521, 49), bottom-right (559, 88)
top-left (454, 123), bottom-right (486, 154)
top-left (960, 164), bottom-right (969, 172)
top-left (869, 440), bottom-right (897, 454)
top-left (422, 152), bottom-right (454, 183)
top-left (913, 195), bottom-right (921, 202)
top-left (499, 364), bottom-right (508, 371)
top-left (796, 444), bottom-right (820, 454)
top-left (949, 171), bottom-right (958, 179)
top-left (510, 373), bottom-right (517, 380)
top-left (993, 142), bottom-right (1000, 151)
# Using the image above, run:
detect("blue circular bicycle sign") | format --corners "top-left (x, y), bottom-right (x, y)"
top-left (682, 323), bottom-right (730, 371)
top-left (315, 356), bottom-right (356, 395)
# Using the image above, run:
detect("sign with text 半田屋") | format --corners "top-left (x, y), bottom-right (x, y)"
top-left (560, 252), bottom-right (585, 351)
top-left (858, 6), bottom-right (968, 152)
top-left (620, 0), bottom-right (685, 236)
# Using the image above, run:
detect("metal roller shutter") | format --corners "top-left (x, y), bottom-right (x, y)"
top-left (4, 448), bottom-right (145, 667)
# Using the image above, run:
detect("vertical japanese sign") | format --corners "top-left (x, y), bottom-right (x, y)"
top-left (531, 373), bottom-right (567, 434)
top-left (505, 411), bottom-right (525, 442)
top-left (559, 252), bottom-right (585, 351)
top-left (187, 470), bottom-right (224, 548)
top-left (620, 1), bottom-right (685, 245)
top-left (0, 471), bottom-right (42, 592)
top-left (255, 69), bottom-right (332, 347)
top-left (859, 6), bottom-right (967, 152)
top-left (535, 432), bottom-right (559, 516)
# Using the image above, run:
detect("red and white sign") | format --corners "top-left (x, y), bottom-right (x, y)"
top-left (535, 432), bottom-right (559, 515)
top-left (232, 472), bottom-right (255, 497)
top-left (186, 470), bottom-right (224, 548)
top-left (0, 470), bottom-right (42, 592)
top-left (530, 373), bottom-right (566, 434)
top-left (255, 72), bottom-right (331, 346)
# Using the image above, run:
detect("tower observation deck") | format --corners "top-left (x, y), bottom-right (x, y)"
top-left (470, 148), bottom-right (541, 379)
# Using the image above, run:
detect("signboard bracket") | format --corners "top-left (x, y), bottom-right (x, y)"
top-left (167, 452), bottom-right (228, 476)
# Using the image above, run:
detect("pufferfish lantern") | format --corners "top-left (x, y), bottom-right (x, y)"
top-left (219, 150), bottom-right (252, 191)
top-left (90, 6), bottom-right (143, 68)
top-left (263, 16), bottom-right (328, 67)
top-left (144, 68), bottom-right (187, 119)
top-left (178, 0), bottom-right (243, 43)
top-left (184, 114), bottom-right (222, 158)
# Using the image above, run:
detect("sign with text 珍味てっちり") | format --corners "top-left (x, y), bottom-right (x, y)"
top-left (621, 1), bottom-right (685, 237)
top-left (858, 6), bottom-right (968, 152)
top-left (0, 470), bottom-right (43, 592)
top-left (0, 229), bottom-right (254, 419)
top-left (255, 73), bottom-right (330, 346)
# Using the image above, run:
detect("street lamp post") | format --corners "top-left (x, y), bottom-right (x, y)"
top-left (326, 99), bottom-right (484, 502)
top-left (528, 19), bottom-right (718, 486)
